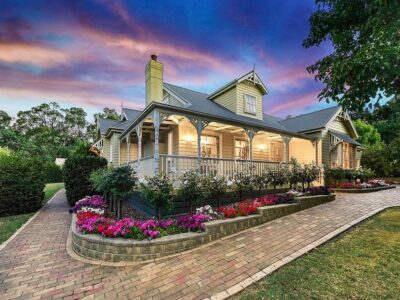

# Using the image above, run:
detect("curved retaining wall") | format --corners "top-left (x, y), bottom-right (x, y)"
top-left (71, 194), bottom-right (336, 262)
top-left (333, 185), bottom-right (396, 193)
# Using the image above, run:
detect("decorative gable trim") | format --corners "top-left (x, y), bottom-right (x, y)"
top-left (208, 70), bottom-right (268, 100)
top-left (326, 107), bottom-right (359, 139)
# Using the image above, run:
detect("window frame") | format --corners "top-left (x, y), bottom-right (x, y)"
top-left (244, 94), bottom-right (257, 115)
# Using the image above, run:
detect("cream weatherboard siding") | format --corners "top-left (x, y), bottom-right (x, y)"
top-left (212, 81), bottom-right (264, 121)
top-left (235, 81), bottom-right (263, 121)
top-left (120, 142), bottom-right (138, 165)
top-left (288, 139), bottom-right (315, 164)
top-left (212, 87), bottom-right (237, 114)
top-left (110, 133), bottom-right (120, 166)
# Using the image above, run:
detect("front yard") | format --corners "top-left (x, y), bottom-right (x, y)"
top-left (0, 182), bottom-right (64, 244)
top-left (236, 208), bottom-right (400, 299)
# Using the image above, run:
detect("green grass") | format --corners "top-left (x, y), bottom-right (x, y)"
top-left (0, 182), bottom-right (64, 244)
top-left (236, 208), bottom-right (400, 300)
top-left (44, 182), bottom-right (64, 202)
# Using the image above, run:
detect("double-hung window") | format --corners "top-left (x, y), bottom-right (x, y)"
top-left (244, 94), bottom-right (256, 114)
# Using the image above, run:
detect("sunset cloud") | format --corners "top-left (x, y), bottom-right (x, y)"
top-left (0, 0), bottom-right (332, 118)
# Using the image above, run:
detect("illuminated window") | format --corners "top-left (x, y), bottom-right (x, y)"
top-left (235, 139), bottom-right (249, 160)
top-left (244, 94), bottom-right (256, 114)
top-left (200, 135), bottom-right (219, 158)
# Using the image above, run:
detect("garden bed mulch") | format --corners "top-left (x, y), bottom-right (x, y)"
top-left (333, 185), bottom-right (396, 193)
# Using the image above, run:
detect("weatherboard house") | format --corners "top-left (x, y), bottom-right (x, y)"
top-left (93, 55), bottom-right (363, 183)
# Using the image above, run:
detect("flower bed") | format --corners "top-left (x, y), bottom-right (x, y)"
top-left (70, 189), bottom-right (335, 262)
top-left (333, 180), bottom-right (396, 193)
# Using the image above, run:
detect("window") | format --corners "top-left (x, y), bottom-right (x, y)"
top-left (235, 139), bottom-right (249, 160)
top-left (109, 144), bottom-right (113, 162)
top-left (244, 94), bottom-right (256, 114)
top-left (201, 135), bottom-right (219, 158)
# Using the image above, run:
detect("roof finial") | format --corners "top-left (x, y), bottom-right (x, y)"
top-left (252, 64), bottom-right (256, 84)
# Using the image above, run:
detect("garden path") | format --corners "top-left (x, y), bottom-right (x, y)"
top-left (0, 188), bottom-right (399, 300)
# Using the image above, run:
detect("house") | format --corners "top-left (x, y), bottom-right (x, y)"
top-left (93, 55), bottom-right (363, 183)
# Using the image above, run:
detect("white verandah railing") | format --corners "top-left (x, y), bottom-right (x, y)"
top-left (129, 155), bottom-right (295, 181)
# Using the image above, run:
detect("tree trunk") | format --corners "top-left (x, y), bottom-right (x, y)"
top-left (217, 195), bottom-right (221, 208)
top-left (307, 181), bottom-right (311, 189)
top-left (158, 207), bottom-right (162, 222)
top-left (117, 200), bottom-right (122, 220)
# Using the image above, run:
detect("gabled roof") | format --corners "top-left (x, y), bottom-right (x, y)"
top-left (208, 70), bottom-right (268, 99)
top-left (164, 83), bottom-right (287, 132)
top-left (98, 119), bottom-right (121, 135)
top-left (122, 108), bottom-right (142, 121)
top-left (279, 106), bottom-right (341, 133)
top-left (99, 109), bottom-right (142, 136)
top-left (330, 130), bottom-right (362, 147)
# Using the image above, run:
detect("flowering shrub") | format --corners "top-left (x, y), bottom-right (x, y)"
top-left (217, 206), bottom-right (237, 218)
top-left (254, 194), bottom-right (294, 206)
top-left (72, 195), bottom-right (213, 239)
top-left (176, 213), bottom-right (213, 231)
top-left (303, 186), bottom-right (331, 195)
top-left (69, 195), bottom-right (106, 213)
top-left (337, 182), bottom-right (356, 189)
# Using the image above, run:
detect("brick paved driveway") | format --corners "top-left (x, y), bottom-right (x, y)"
top-left (0, 188), bottom-right (399, 300)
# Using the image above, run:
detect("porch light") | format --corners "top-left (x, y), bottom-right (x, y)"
top-left (185, 134), bottom-right (194, 143)
top-left (259, 144), bottom-right (266, 152)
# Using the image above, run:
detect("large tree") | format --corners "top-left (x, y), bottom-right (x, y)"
top-left (0, 110), bottom-right (12, 130)
top-left (304, 0), bottom-right (400, 112)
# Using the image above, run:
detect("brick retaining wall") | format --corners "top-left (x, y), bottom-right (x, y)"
top-left (71, 194), bottom-right (335, 262)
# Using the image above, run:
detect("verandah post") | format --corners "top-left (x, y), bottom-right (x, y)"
top-left (153, 110), bottom-right (160, 175)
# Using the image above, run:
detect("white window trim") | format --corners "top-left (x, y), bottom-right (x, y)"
top-left (109, 143), bottom-right (113, 162)
top-left (244, 94), bottom-right (257, 115)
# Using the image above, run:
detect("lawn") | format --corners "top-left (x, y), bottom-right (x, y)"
top-left (0, 182), bottom-right (64, 244)
top-left (236, 208), bottom-right (400, 300)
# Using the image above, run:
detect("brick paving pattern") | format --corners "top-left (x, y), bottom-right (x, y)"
top-left (0, 188), bottom-right (399, 300)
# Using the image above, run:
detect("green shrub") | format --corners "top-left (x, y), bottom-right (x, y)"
top-left (0, 153), bottom-right (45, 216)
top-left (140, 174), bottom-right (174, 221)
top-left (43, 162), bottom-right (63, 183)
top-left (64, 154), bottom-right (107, 206)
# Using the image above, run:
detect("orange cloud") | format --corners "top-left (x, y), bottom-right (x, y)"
top-left (0, 42), bottom-right (69, 67)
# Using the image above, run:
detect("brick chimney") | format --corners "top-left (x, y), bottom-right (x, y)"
top-left (145, 54), bottom-right (164, 106)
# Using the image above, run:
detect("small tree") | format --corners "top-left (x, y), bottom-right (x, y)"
top-left (203, 174), bottom-right (227, 208)
top-left (140, 174), bottom-right (174, 221)
top-left (178, 170), bottom-right (205, 213)
top-left (269, 168), bottom-right (288, 192)
top-left (303, 164), bottom-right (321, 189)
top-left (231, 172), bottom-right (252, 201)
top-left (90, 168), bottom-right (114, 209)
top-left (253, 174), bottom-right (266, 197)
top-left (106, 166), bottom-right (137, 219)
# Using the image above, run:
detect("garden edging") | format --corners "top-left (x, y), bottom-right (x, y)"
top-left (71, 194), bottom-right (336, 262)
top-left (333, 185), bottom-right (396, 193)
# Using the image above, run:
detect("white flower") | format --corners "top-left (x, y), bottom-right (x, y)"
top-left (183, 180), bottom-right (188, 185)
top-left (226, 180), bottom-right (233, 186)
top-left (139, 178), bottom-right (148, 185)
top-left (170, 166), bottom-right (177, 174)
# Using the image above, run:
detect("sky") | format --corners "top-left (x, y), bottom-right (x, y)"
top-left (0, 0), bottom-right (336, 120)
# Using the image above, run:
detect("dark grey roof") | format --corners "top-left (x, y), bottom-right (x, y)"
top-left (98, 119), bottom-right (120, 135)
top-left (330, 130), bottom-right (362, 147)
top-left (123, 108), bottom-right (142, 121)
top-left (164, 83), bottom-right (288, 132)
top-left (279, 106), bottom-right (341, 132)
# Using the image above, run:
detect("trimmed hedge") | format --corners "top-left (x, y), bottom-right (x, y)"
top-left (0, 154), bottom-right (45, 216)
top-left (43, 162), bottom-right (63, 183)
top-left (64, 155), bottom-right (107, 206)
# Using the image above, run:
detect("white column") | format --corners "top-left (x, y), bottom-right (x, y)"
top-left (196, 119), bottom-right (202, 167)
top-left (281, 135), bottom-right (292, 162)
top-left (136, 124), bottom-right (142, 176)
top-left (126, 135), bottom-right (130, 163)
top-left (153, 111), bottom-right (160, 175)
